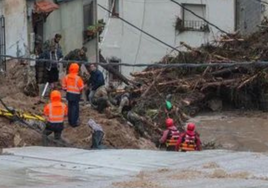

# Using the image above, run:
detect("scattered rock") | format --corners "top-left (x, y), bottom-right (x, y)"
top-left (14, 134), bottom-right (22, 147)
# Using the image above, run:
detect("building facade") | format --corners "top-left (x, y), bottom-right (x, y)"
top-left (0, 0), bottom-right (28, 57)
top-left (97, 0), bottom-right (239, 79)
top-left (42, 0), bottom-right (97, 61)
top-left (0, 0), bottom-right (97, 61)
top-left (236, 0), bottom-right (262, 35)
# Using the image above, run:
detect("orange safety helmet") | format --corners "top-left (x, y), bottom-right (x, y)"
top-left (69, 63), bottom-right (79, 74)
top-left (50, 90), bottom-right (61, 102)
top-left (165, 118), bottom-right (174, 128)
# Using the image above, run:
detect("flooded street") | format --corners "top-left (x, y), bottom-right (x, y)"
top-left (190, 111), bottom-right (268, 152)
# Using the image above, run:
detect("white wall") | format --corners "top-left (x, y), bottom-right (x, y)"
top-left (0, 1), bottom-right (3, 15)
top-left (44, 0), bottom-right (84, 55)
top-left (1, 0), bottom-right (28, 57)
top-left (98, 0), bottom-right (235, 77)
top-left (44, 0), bottom-right (97, 61)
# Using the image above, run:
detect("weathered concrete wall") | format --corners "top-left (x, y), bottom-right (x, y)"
top-left (98, 0), bottom-right (236, 76)
top-left (44, 0), bottom-right (84, 55)
top-left (44, 0), bottom-right (96, 61)
top-left (236, 0), bottom-right (262, 35)
top-left (1, 0), bottom-right (28, 57)
top-left (0, 1), bottom-right (3, 15)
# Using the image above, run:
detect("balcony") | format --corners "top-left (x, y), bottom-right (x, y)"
top-left (176, 19), bottom-right (210, 33)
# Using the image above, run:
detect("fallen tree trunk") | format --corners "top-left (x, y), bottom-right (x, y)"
top-left (201, 78), bottom-right (238, 91)
top-left (211, 67), bottom-right (239, 76)
top-left (237, 74), bottom-right (258, 89)
top-left (216, 38), bottom-right (244, 42)
top-left (180, 42), bottom-right (202, 54)
top-left (131, 69), bottom-right (163, 77)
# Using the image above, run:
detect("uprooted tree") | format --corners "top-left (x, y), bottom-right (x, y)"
top-left (131, 26), bottom-right (268, 131)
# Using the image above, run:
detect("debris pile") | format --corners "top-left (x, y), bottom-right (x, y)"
top-left (132, 28), bottom-right (268, 127)
top-left (2, 27), bottom-right (268, 150)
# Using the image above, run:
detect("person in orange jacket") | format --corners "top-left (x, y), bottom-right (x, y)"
top-left (62, 63), bottom-right (84, 127)
top-left (159, 118), bottom-right (180, 151)
top-left (176, 123), bottom-right (202, 152)
top-left (43, 90), bottom-right (68, 144)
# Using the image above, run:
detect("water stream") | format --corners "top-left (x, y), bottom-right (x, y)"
top-left (190, 111), bottom-right (268, 152)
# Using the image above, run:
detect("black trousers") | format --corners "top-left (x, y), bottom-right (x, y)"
top-left (166, 146), bottom-right (176, 151)
top-left (43, 122), bottom-right (64, 146)
top-left (47, 67), bottom-right (59, 83)
top-left (68, 100), bottom-right (79, 127)
top-left (92, 98), bottom-right (108, 113)
top-left (91, 131), bottom-right (104, 149)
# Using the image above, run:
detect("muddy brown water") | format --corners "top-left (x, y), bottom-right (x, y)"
top-left (190, 111), bottom-right (268, 152)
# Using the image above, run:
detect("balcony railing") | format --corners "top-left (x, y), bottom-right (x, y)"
top-left (177, 20), bottom-right (210, 32)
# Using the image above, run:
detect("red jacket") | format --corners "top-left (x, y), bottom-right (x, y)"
top-left (159, 126), bottom-right (179, 144)
top-left (176, 131), bottom-right (201, 151)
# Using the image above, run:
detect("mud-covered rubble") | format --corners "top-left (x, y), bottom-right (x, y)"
top-left (2, 27), bottom-right (268, 150)
top-left (0, 61), bottom-right (156, 149)
top-left (132, 28), bottom-right (268, 129)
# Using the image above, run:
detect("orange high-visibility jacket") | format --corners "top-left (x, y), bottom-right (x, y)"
top-left (62, 63), bottom-right (84, 94)
top-left (44, 90), bottom-right (68, 123)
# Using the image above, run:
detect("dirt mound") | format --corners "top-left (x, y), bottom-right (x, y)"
top-left (63, 106), bottom-right (156, 149)
top-left (0, 62), bottom-right (156, 150)
top-left (0, 118), bottom-right (42, 148)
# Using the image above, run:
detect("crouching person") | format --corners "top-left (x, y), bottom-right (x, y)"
top-left (176, 123), bottom-right (202, 152)
top-left (159, 118), bottom-right (180, 151)
top-left (88, 119), bottom-right (105, 149)
top-left (43, 90), bottom-right (68, 146)
top-left (92, 85), bottom-right (113, 113)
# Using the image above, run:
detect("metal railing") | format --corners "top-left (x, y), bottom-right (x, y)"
top-left (182, 20), bottom-right (209, 32)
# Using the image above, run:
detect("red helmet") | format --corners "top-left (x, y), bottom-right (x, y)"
top-left (165, 118), bottom-right (174, 127)
top-left (187, 123), bottom-right (195, 131)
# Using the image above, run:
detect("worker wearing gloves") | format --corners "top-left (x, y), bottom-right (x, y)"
top-left (43, 90), bottom-right (68, 145)
top-left (62, 63), bottom-right (84, 127)
top-left (88, 119), bottom-right (105, 149)
top-left (159, 118), bottom-right (180, 151)
top-left (176, 123), bottom-right (202, 152)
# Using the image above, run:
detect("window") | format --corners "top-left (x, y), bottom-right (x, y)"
top-left (178, 4), bottom-right (209, 32)
top-left (83, 2), bottom-right (94, 42)
top-left (108, 57), bottom-right (121, 82)
top-left (109, 0), bottom-right (119, 17)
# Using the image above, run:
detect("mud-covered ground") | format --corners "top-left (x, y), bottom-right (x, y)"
top-left (1, 61), bottom-right (268, 152)
top-left (0, 61), bottom-right (156, 150)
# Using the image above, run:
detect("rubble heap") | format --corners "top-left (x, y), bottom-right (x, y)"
top-left (132, 29), bottom-right (268, 128)
top-left (0, 61), bottom-right (155, 149)
top-left (2, 27), bottom-right (268, 150)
